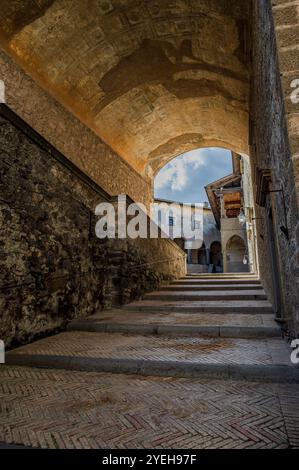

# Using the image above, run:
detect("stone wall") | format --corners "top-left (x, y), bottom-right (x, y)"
top-left (271, 0), bottom-right (299, 204)
top-left (241, 155), bottom-right (259, 274)
top-left (108, 238), bottom-right (186, 306)
top-left (0, 108), bottom-right (186, 348)
top-left (250, 0), bottom-right (299, 335)
top-left (0, 50), bottom-right (152, 208)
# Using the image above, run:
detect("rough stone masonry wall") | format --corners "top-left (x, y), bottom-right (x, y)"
top-left (0, 50), bottom-right (152, 208)
top-left (0, 110), bottom-right (185, 348)
top-left (271, 0), bottom-right (299, 203)
top-left (107, 238), bottom-right (186, 306)
top-left (250, 0), bottom-right (299, 335)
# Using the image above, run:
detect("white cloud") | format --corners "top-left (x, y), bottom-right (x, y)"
top-left (154, 149), bottom-right (206, 192)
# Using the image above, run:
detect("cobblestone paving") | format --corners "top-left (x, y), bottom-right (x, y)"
top-left (0, 366), bottom-right (298, 449)
top-left (7, 332), bottom-right (292, 365)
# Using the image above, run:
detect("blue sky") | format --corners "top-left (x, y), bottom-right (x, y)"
top-left (154, 147), bottom-right (233, 204)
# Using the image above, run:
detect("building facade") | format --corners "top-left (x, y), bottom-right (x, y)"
top-left (205, 154), bottom-right (257, 274)
top-left (154, 199), bottom-right (222, 273)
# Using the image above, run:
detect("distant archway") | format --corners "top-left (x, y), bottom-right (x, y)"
top-left (226, 235), bottom-right (248, 273)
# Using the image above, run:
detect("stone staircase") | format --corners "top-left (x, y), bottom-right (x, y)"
top-left (6, 274), bottom-right (299, 383)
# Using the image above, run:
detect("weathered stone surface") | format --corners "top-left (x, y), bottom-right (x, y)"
top-left (0, 51), bottom-right (152, 208)
top-left (0, 0), bottom-right (249, 175)
top-left (271, 0), bottom-right (299, 203)
top-left (250, 0), bottom-right (299, 336)
top-left (0, 111), bottom-right (185, 347)
top-left (0, 113), bottom-right (110, 347)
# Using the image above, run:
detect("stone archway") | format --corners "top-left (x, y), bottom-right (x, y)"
top-left (226, 235), bottom-right (248, 273)
top-left (0, 0), bottom-right (250, 183)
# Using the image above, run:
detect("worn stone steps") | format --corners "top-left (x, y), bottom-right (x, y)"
top-left (121, 299), bottom-right (274, 314)
top-left (6, 331), bottom-right (298, 383)
top-left (68, 309), bottom-right (280, 339)
top-left (172, 279), bottom-right (262, 286)
top-left (160, 284), bottom-right (264, 291)
top-left (68, 309), bottom-right (281, 338)
top-left (71, 309), bottom-right (278, 326)
top-left (7, 274), bottom-right (291, 387)
top-left (183, 275), bottom-right (259, 280)
top-left (144, 290), bottom-right (267, 302)
top-left (69, 321), bottom-right (280, 339)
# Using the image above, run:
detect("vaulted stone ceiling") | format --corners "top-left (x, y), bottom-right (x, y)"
top-left (0, 0), bottom-right (249, 177)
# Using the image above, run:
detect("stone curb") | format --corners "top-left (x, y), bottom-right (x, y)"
top-left (6, 354), bottom-right (299, 384)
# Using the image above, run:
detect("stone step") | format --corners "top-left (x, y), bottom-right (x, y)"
top-left (161, 284), bottom-right (264, 291)
top-left (184, 275), bottom-right (259, 280)
top-left (69, 320), bottom-right (281, 339)
top-left (121, 299), bottom-right (274, 314)
top-left (71, 310), bottom-right (278, 327)
top-left (68, 309), bottom-right (280, 338)
top-left (6, 331), bottom-right (299, 383)
top-left (172, 279), bottom-right (262, 286)
top-left (144, 290), bottom-right (267, 302)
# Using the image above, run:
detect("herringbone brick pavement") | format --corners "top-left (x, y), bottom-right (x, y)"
top-left (0, 366), bottom-right (298, 449)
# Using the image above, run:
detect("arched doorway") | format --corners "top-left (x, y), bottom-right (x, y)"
top-left (226, 235), bottom-right (249, 273)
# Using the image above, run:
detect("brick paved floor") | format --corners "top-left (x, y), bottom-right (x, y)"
top-left (0, 366), bottom-right (298, 449)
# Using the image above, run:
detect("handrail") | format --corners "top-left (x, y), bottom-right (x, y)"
top-left (122, 255), bottom-right (186, 271)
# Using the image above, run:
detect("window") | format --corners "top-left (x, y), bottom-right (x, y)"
top-left (169, 216), bottom-right (175, 227)
top-left (192, 219), bottom-right (201, 230)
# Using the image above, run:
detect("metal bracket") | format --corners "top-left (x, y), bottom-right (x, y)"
top-left (266, 188), bottom-right (289, 240)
